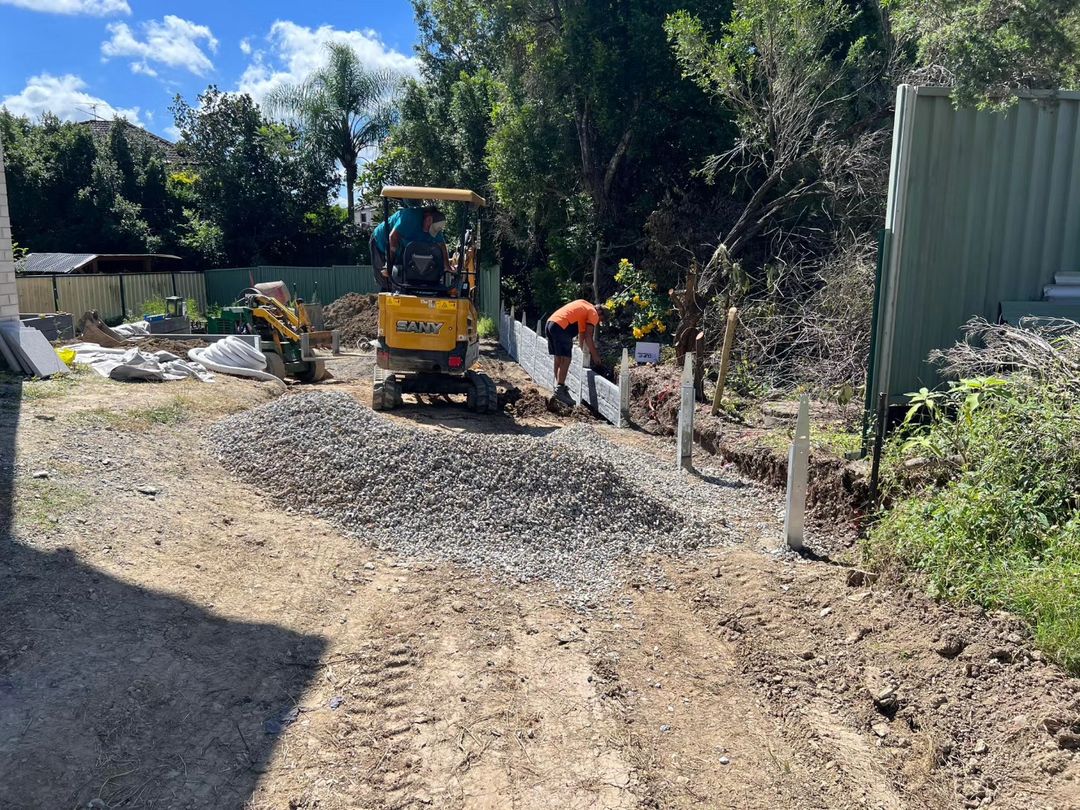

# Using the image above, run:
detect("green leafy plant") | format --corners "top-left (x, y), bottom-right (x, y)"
top-left (898, 377), bottom-right (1009, 463)
top-left (868, 381), bottom-right (1080, 671)
top-left (477, 315), bottom-right (497, 339)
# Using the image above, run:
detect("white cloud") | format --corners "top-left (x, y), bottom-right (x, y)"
top-left (163, 125), bottom-right (181, 141)
top-left (239, 37), bottom-right (252, 55)
top-left (1, 73), bottom-right (142, 124)
top-left (0, 0), bottom-right (129, 15)
top-left (130, 61), bottom-right (158, 78)
top-left (236, 21), bottom-right (417, 106)
top-left (102, 15), bottom-right (218, 76)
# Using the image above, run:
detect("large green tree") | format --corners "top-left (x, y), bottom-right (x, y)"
top-left (267, 43), bottom-right (402, 222)
top-left (376, 0), bottom-right (733, 312)
top-left (890, 0), bottom-right (1080, 107)
top-left (0, 112), bottom-right (178, 254)
top-left (171, 87), bottom-right (342, 266)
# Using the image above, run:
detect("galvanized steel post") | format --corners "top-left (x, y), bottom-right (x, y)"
top-left (619, 348), bottom-right (630, 427)
top-left (677, 352), bottom-right (694, 470)
top-left (784, 395), bottom-right (811, 551)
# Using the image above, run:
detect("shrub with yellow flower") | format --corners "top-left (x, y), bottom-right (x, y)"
top-left (606, 259), bottom-right (672, 342)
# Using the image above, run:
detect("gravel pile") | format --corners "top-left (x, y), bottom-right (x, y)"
top-left (324, 293), bottom-right (379, 346)
top-left (209, 392), bottom-right (716, 601)
top-left (549, 424), bottom-right (762, 537)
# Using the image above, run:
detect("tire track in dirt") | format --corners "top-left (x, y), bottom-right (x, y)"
top-left (407, 585), bottom-right (638, 809)
top-left (249, 573), bottom-right (440, 809)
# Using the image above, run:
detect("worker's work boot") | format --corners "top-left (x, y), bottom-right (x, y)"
top-left (554, 384), bottom-right (573, 405)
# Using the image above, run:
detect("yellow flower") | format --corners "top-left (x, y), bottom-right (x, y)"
top-left (657, 322), bottom-right (667, 334)
top-left (632, 326), bottom-right (643, 339)
top-left (641, 322), bottom-right (654, 335)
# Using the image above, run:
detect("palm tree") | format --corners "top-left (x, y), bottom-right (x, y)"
top-left (268, 42), bottom-right (401, 222)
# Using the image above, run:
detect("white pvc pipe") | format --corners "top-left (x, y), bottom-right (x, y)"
top-left (188, 336), bottom-right (286, 389)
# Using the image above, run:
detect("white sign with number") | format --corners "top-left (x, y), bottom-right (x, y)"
top-left (634, 341), bottom-right (661, 363)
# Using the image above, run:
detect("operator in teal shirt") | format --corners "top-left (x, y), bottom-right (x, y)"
top-left (370, 206), bottom-right (449, 291)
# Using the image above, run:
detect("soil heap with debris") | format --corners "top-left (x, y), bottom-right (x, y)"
top-left (324, 293), bottom-right (379, 346)
top-left (209, 392), bottom-right (730, 601)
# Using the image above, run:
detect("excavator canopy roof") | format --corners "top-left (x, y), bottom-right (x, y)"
top-left (380, 185), bottom-right (486, 207)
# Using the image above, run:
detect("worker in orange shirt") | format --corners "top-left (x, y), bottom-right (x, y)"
top-left (545, 299), bottom-right (608, 402)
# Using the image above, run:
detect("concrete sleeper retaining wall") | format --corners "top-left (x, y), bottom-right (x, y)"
top-left (499, 307), bottom-right (627, 427)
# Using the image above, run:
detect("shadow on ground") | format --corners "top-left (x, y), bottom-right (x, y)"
top-left (0, 384), bottom-right (327, 808)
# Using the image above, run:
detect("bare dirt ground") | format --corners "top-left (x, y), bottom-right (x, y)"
top-left (3, 353), bottom-right (1080, 809)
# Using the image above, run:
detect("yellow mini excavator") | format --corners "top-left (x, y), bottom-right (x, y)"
top-left (372, 186), bottom-right (497, 412)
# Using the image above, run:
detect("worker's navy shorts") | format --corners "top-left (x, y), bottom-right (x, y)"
top-left (545, 322), bottom-right (577, 358)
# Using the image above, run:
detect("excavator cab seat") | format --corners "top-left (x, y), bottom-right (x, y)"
top-left (392, 240), bottom-right (447, 295)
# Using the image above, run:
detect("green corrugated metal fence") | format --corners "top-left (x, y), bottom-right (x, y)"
top-left (204, 265), bottom-right (379, 306)
top-left (871, 86), bottom-right (1080, 402)
top-left (477, 265), bottom-right (501, 322)
top-left (16, 264), bottom-right (493, 331)
top-left (204, 264), bottom-right (499, 316)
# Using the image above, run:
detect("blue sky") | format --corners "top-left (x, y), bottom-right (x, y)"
top-left (0, 0), bottom-right (420, 139)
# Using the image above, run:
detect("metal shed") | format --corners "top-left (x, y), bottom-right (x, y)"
top-left (16, 253), bottom-right (183, 275)
top-left (869, 85), bottom-right (1080, 405)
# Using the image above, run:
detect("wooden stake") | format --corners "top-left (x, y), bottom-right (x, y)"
top-left (592, 240), bottom-right (602, 304)
top-left (711, 307), bottom-right (738, 415)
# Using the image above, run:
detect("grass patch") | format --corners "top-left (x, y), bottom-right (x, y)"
top-left (78, 396), bottom-right (192, 429)
top-left (813, 427), bottom-right (861, 457)
top-left (477, 315), bottom-right (498, 340)
top-left (16, 478), bottom-right (90, 530)
top-left (18, 366), bottom-right (91, 401)
top-left (866, 380), bottom-right (1080, 671)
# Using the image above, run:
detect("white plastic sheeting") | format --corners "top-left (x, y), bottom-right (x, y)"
top-left (67, 342), bottom-right (213, 382)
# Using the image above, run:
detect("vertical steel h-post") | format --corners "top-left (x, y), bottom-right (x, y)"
top-left (677, 352), bottom-right (695, 470)
top-left (619, 348), bottom-right (630, 427)
top-left (785, 395), bottom-right (811, 551)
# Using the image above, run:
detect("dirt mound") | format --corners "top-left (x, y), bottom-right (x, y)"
top-left (503, 384), bottom-right (598, 421)
top-left (324, 293), bottom-right (379, 346)
top-left (136, 338), bottom-right (209, 355)
top-left (629, 364), bottom-right (682, 433)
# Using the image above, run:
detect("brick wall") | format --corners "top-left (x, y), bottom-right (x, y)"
top-left (0, 137), bottom-right (18, 322)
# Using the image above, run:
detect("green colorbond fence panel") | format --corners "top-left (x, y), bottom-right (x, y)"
top-left (204, 268), bottom-right (256, 307)
top-left (173, 272), bottom-right (208, 317)
top-left (871, 86), bottom-right (1080, 402)
top-left (477, 265), bottom-right (501, 322)
top-left (204, 266), bottom-right (378, 307)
